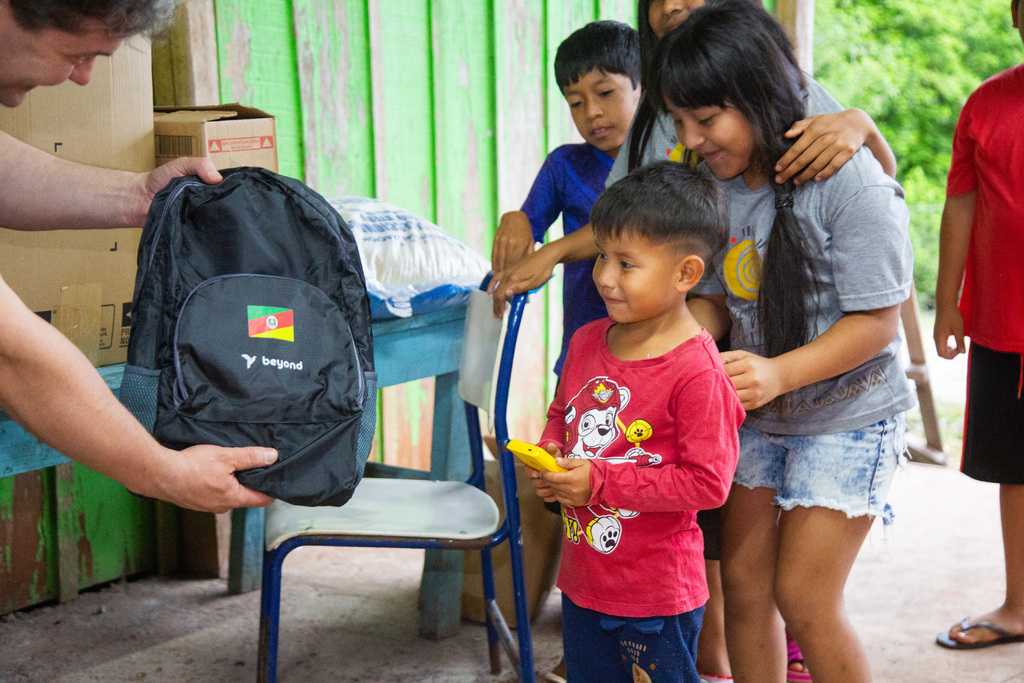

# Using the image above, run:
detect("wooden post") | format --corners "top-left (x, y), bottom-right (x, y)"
top-left (901, 287), bottom-right (947, 465)
top-left (775, 0), bottom-right (815, 74)
top-left (151, 0), bottom-right (219, 107)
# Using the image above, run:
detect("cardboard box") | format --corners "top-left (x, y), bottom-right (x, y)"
top-left (461, 458), bottom-right (563, 628)
top-left (0, 36), bottom-right (154, 367)
top-left (154, 104), bottom-right (278, 172)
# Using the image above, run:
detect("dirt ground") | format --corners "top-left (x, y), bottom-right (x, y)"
top-left (4, 341), bottom-right (1023, 682)
top-left (2, 461), bottom-right (1023, 682)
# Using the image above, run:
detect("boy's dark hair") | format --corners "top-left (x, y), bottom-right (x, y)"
top-left (554, 20), bottom-right (641, 91)
top-left (9, 0), bottom-right (174, 36)
top-left (590, 161), bottom-right (728, 262)
top-left (649, 0), bottom-right (818, 358)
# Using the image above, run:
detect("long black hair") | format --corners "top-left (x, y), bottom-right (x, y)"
top-left (626, 0), bottom-right (670, 172)
top-left (648, 0), bottom-right (819, 357)
top-left (628, 0), bottom-right (760, 171)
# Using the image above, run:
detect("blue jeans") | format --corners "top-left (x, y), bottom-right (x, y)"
top-left (561, 594), bottom-right (704, 683)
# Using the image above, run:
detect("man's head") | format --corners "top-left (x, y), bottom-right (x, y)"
top-left (0, 0), bottom-right (173, 107)
top-left (554, 20), bottom-right (642, 158)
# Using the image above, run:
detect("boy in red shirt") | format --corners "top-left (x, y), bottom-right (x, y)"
top-left (933, 0), bottom-right (1024, 651)
top-left (528, 161), bottom-right (744, 682)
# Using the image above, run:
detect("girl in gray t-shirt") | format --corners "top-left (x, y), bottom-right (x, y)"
top-left (650, 4), bottom-right (914, 683)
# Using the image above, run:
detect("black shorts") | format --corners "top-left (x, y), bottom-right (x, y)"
top-left (697, 505), bottom-right (723, 561)
top-left (962, 343), bottom-right (1024, 484)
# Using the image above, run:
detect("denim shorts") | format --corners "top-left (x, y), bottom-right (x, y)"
top-left (733, 414), bottom-right (906, 518)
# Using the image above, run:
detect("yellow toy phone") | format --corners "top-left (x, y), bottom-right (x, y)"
top-left (505, 439), bottom-right (567, 473)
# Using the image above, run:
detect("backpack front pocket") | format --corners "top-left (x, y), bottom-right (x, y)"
top-left (171, 274), bottom-right (364, 425)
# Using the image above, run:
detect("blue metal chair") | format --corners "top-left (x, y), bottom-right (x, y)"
top-left (257, 288), bottom-right (535, 682)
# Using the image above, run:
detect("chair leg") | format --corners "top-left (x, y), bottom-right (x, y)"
top-left (507, 523), bottom-right (535, 681)
top-left (480, 547), bottom-right (502, 674)
top-left (258, 546), bottom-right (286, 683)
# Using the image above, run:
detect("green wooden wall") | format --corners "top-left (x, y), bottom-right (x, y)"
top-left (0, 466), bottom-right (157, 614)
top-left (210, 0), bottom-right (636, 467)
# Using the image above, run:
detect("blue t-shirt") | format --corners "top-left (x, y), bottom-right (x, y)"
top-left (521, 143), bottom-right (613, 375)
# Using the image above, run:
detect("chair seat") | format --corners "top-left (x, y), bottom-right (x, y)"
top-left (265, 479), bottom-right (501, 551)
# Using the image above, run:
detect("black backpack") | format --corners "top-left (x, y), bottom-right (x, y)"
top-left (119, 167), bottom-right (377, 507)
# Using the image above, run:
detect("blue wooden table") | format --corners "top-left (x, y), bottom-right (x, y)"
top-left (0, 304), bottom-right (471, 639)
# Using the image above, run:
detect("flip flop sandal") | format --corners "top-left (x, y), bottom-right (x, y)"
top-left (935, 617), bottom-right (1024, 650)
top-left (786, 632), bottom-right (813, 683)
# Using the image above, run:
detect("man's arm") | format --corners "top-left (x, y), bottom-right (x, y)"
top-left (0, 274), bottom-right (276, 513)
top-left (933, 191), bottom-right (976, 358)
top-left (0, 131), bottom-right (221, 230)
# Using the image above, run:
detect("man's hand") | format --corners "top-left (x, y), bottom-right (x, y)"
top-left (490, 211), bottom-right (536, 273)
top-left (124, 157), bottom-right (223, 227)
top-left (144, 445), bottom-right (278, 513)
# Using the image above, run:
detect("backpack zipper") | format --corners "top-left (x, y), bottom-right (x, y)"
top-left (146, 179), bottom-right (206, 271)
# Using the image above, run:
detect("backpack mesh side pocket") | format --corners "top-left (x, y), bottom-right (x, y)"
top-left (355, 372), bottom-right (379, 474)
top-left (120, 365), bottom-right (161, 433)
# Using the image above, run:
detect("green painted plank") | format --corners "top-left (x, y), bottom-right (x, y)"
top-left (0, 471), bottom-right (55, 613)
top-left (370, 0), bottom-right (435, 219)
top-left (292, 0), bottom-right (375, 196)
top-left (494, 0), bottom-right (551, 438)
top-left (368, 0), bottom-right (437, 470)
top-left (215, 0), bottom-right (304, 180)
top-left (598, 0), bottom-right (636, 24)
top-left (430, 0), bottom-right (496, 250)
top-left (75, 466), bottom-right (156, 589)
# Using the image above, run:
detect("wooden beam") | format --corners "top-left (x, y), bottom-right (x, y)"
top-left (776, 0), bottom-right (815, 75)
top-left (152, 0), bottom-right (219, 106)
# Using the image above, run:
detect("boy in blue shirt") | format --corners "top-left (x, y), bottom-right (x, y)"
top-left (489, 20), bottom-right (640, 376)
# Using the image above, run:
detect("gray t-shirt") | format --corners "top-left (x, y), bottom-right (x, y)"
top-left (691, 148), bottom-right (916, 434)
top-left (607, 75), bottom-right (844, 188)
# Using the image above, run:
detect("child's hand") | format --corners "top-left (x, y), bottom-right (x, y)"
top-left (526, 444), bottom-right (559, 502)
top-left (933, 305), bottom-right (966, 359)
top-left (490, 211), bottom-right (536, 273)
top-left (721, 349), bottom-right (786, 410)
top-left (774, 109), bottom-right (871, 185)
top-left (488, 247), bottom-right (560, 318)
top-left (535, 456), bottom-right (592, 507)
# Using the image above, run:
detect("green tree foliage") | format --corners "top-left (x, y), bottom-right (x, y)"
top-left (813, 0), bottom-right (1022, 307)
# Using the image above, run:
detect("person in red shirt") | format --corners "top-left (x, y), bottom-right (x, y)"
top-left (527, 161), bottom-right (744, 683)
top-left (933, 0), bottom-right (1024, 652)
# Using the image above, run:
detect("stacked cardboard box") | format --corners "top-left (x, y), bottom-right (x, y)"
top-left (0, 36), bottom-right (154, 367)
top-left (154, 103), bottom-right (277, 172)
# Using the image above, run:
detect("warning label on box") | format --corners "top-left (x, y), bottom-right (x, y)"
top-left (208, 136), bottom-right (275, 154)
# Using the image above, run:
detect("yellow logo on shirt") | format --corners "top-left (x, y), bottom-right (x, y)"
top-left (723, 239), bottom-right (762, 300)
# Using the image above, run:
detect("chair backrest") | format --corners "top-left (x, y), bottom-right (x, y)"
top-left (457, 289), bottom-right (509, 417)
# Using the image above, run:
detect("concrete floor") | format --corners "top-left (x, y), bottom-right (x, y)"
top-left (1, 461), bottom-right (1023, 682)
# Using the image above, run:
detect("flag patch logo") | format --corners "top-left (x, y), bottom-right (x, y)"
top-left (248, 306), bottom-right (294, 341)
